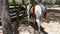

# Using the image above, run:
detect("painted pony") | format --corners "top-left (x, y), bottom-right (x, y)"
top-left (29, 3), bottom-right (46, 34)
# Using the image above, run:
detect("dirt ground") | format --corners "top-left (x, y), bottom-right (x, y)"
top-left (0, 26), bottom-right (3, 34)
top-left (0, 8), bottom-right (60, 34)
top-left (18, 9), bottom-right (60, 34)
top-left (41, 11), bottom-right (60, 34)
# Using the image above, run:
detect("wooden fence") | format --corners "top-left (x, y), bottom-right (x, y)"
top-left (0, 7), bottom-right (27, 26)
top-left (0, 7), bottom-right (60, 26)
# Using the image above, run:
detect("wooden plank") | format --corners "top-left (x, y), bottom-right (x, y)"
top-left (19, 14), bottom-right (23, 16)
top-left (10, 13), bottom-right (16, 15)
top-left (11, 14), bottom-right (23, 18)
top-left (11, 16), bottom-right (16, 18)
top-left (10, 11), bottom-right (24, 16)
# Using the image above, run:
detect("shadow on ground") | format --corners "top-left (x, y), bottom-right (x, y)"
top-left (29, 22), bottom-right (48, 34)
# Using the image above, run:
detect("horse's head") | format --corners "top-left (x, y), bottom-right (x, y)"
top-left (18, 4), bottom-right (28, 11)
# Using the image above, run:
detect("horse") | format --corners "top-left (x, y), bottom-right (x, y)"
top-left (18, 4), bottom-right (27, 12)
top-left (29, 3), bottom-right (47, 34)
top-left (17, 3), bottom-right (46, 34)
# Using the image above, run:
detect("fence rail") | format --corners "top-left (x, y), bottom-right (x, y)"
top-left (0, 8), bottom-right (27, 26)
top-left (0, 7), bottom-right (60, 26)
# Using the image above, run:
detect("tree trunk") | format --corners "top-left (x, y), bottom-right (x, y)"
top-left (0, 0), bottom-right (1, 16)
top-left (1, 0), bottom-right (13, 34)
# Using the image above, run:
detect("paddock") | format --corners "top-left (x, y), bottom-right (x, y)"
top-left (0, 6), bottom-right (60, 34)
top-left (18, 7), bottom-right (60, 34)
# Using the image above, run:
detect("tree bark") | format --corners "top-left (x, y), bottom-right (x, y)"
top-left (1, 0), bottom-right (13, 34)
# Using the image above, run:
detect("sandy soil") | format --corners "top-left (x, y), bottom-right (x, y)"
top-left (0, 7), bottom-right (60, 34)
top-left (0, 26), bottom-right (3, 34)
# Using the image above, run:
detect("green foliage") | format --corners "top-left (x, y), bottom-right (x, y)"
top-left (55, 0), bottom-right (60, 5)
top-left (9, 0), bottom-right (59, 6)
top-left (9, 0), bottom-right (13, 5)
top-left (42, 0), bottom-right (58, 5)
top-left (9, 0), bottom-right (30, 5)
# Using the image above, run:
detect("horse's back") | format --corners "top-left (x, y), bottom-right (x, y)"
top-left (35, 5), bottom-right (42, 17)
top-left (29, 4), bottom-right (45, 17)
top-left (39, 4), bottom-right (46, 11)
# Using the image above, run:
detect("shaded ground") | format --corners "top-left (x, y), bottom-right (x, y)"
top-left (17, 9), bottom-right (60, 34)
top-left (41, 9), bottom-right (60, 34)
top-left (0, 26), bottom-right (3, 34)
top-left (0, 7), bottom-right (60, 34)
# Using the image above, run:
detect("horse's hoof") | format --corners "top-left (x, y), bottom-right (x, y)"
top-left (37, 31), bottom-right (45, 34)
top-left (40, 33), bottom-right (44, 34)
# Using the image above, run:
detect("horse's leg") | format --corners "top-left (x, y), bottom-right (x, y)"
top-left (36, 17), bottom-right (45, 34)
top-left (35, 5), bottom-right (45, 34)
top-left (36, 17), bottom-right (41, 34)
top-left (35, 7), bottom-right (41, 34)
top-left (27, 6), bottom-right (30, 25)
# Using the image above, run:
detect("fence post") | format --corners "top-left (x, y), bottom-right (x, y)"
top-left (13, 0), bottom-right (19, 34)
